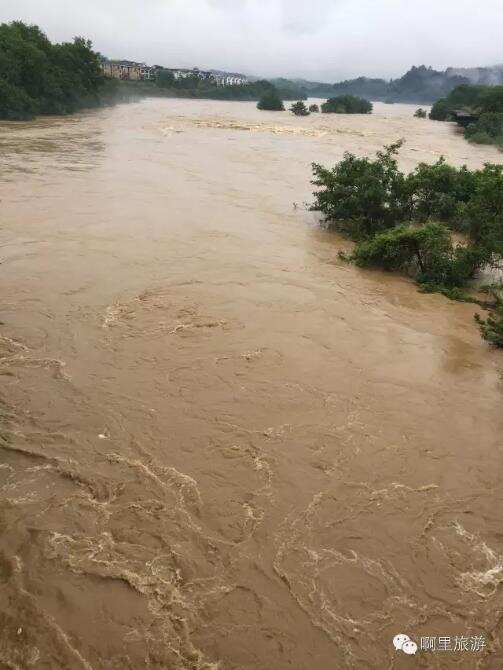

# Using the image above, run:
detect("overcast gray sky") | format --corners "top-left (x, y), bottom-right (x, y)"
top-left (1, 0), bottom-right (502, 81)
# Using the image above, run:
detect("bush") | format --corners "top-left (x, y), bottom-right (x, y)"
top-left (429, 98), bottom-right (451, 121)
top-left (352, 223), bottom-right (451, 273)
top-left (408, 159), bottom-right (477, 225)
top-left (321, 95), bottom-right (372, 114)
top-left (438, 244), bottom-right (490, 289)
top-left (464, 164), bottom-right (503, 256)
top-left (290, 100), bottom-right (310, 116)
top-left (309, 104), bottom-right (320, 113)
top-left (311, 141), bottom-right (503, 345)
top-left (311, 141), bottom-right (411, 239)
top-left (414, 108), bottom-right (427, 118)
top-left (311, 141), bottom-right (503, 257)
top-left (465, 112), bottom-right (503, 148)
top-left (312, 144), bottom-right (500, 238)
top-left (475, 305), bottom-right (503, 347)
top-left (352, 223), bottom-right (486, 289)
top-left (257, 91), bottom-right (285, 111)
top-left (466, 130), bottom-right (495, 145)
top-left (470, 112), bottom-right (503, 137)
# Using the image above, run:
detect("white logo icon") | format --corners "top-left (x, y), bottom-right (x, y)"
top-left (393, 634), bottom-right (418, 655)
top-left (402, 640), bottom-right (418, 655)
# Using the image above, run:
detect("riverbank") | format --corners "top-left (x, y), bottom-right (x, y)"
top-left (115, 79), bottom-right (307, 102)
top-left (0, 21), bottom-right (124, 121)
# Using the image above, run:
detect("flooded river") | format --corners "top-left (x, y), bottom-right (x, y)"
top-left (1, 99), bottom-right (503, 669)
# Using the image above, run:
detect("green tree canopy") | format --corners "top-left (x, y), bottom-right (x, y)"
top-left (0, 21), bottom-right (111, 119)
top-left (290, 100), bottom-right (310, 116)
top-left (321, 95), bottom-right (372, 114)
top-left (311, 142), bottom-right (503, 345)
top-left (476, 302), bottom-right (503, 347)
top-left (257, 90), bottom-right (285, 111)
top-left (311, 141), bottom-right (410, 238)
top-left (430, 84), bottom-right (503, 148)
top-left (156, 70), bottom-right (175, 88)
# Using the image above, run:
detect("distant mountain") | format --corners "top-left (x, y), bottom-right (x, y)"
top-left (328, 76), bottom-right (389, 100)
top-left (330, 66), bottom-right (470, 104)
top-left (389, 65), bottom-right (471, 103)
top-left (279, 78), bottom-right (335, 98)
top-left (261, 65), bottom-right (503, 105)
top-left (444, 66), bottom-right (503, 86)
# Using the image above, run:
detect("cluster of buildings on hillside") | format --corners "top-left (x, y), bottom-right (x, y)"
top-left (100, 60), bottom-right (248, 86)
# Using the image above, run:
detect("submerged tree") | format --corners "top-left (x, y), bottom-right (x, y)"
top-left (311, 141), bottom-right (411, 239)
top-left (311, 141), bottom-right (503, 343)
top-left (257, 91), bottom-right (285, 111)
top-left (475, 304), bottom-right (503, 347)
top-left (0, 21), bottom-right (110, 120)
top-left (309, 103), bottom-right (320, 113)
top-left (321, 95), bottom-right (372, 114)
top-left (414, 108), bottom-right (427, 118)
top-left (475, 282), bottom-right (503, 346)
top-left (351, 223), bottom-right (485, 290)
top-left (290, 100), bottom-right (310, 116)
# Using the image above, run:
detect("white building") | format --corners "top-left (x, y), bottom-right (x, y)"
top-left (210, 71), bottom-right (247, 86)
top-left (103, 59), bottom-right (249, 87)
top-left (167, 67), bottom-right (213, 81)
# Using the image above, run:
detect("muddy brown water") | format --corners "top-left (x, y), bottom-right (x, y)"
top-left (0, 99), bottom-right (503, 670)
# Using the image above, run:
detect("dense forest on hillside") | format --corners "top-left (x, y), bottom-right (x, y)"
top-left (329, 66), bottom-right (470, 104)
top-left (267, 65), bottom-right (503, 105)
top-left (264, 66), bottom-right (476, 105)
top-left (430, 84), bottom-right (503, 149)
top-left (0, 21), bottom-right (119, 120)
top-left (311, 142), bottom-right (503, 346)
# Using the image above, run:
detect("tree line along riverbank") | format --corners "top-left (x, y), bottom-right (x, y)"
top-left (0, 21), bottom-right (123, 120)
top-left (0, 21), bottom-right (307, 120)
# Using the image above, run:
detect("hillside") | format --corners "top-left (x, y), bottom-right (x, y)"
top-left (330, 66), bottom-right (470, 103)
top-left (267, 65), bottom-right (503, 106)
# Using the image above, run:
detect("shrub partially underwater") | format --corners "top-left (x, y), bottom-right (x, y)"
top-left (311, 141), bottom-right (503, 346)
